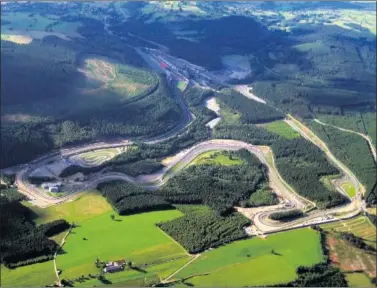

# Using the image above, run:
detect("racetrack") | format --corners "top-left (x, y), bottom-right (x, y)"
top-left (11, 62), bottom-right (367, 234)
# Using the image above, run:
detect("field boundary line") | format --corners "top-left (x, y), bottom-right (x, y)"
top-left (156, 224), bottom-right (191, 256)
top-left (53, 225), bottom-right (73, 286)
top-left (161, 253), bottom-right (201, 283)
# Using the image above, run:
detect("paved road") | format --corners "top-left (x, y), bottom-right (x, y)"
top-left (10, 55), bottom-right (367, 233)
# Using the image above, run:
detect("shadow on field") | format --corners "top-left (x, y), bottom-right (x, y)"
top-left (131, 266), bottom-right (147, 274)
top-left (58, 249), bottom-right (67, 255)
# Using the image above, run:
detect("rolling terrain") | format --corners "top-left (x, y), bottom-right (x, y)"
top-left (1, 1), bottom-right (376, 287)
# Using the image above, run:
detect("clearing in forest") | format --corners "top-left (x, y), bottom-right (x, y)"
top-left (263, 120), bottom-right (301, 139)
top-left (189, 150), bottom-right (244, 166)
top-left (340, 181), bottom-right (356, 198)
top-left (79, 57), bottom-right (157, 99)
top-left (174, 228), bottom-right (324, 286)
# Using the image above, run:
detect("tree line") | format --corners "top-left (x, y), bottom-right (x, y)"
top-left (215, 89), bottom-right (284, 124)
top-left (308, 120), bottom-right (376, 205)
top-left (157, 205), bottom-right (249, 254)
top-left (269, 209), bottom-right (304, 222)
top-left (0, 195), bottom-right (70, 268)
top-left (97, 149), bottom-right (269, 216)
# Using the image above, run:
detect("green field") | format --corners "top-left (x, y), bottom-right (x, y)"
top-left (218, 100), bottom-right (241, 124)
top-left (10, 192), bottom-right (193, 287)
top-left (74, 257), bottom-right (191, 287)
top-left (1, 262), bottom-right (56, 287)
top-left (189, 150), bottom-right (243, 166)
top-left (56, 210), bottom-right (189, 285)
top-left (341, 181), bottom-right (356, 198)
top-left (25, 190), bottom-right (112, 225)
top-left (346, 272), bottom-right (374, 287)
top-left (263, 120), bottom-right (301, 139)
top-left (176, 81), bottom-right (188, 91)
top-left (175, 228), bottom-right (324, 286)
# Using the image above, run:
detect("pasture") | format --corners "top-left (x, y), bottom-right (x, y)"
top-left (263, 120), bottom-right (301, 139)
top-left (1, 12), bottom-right (83, 40)
top-left (189, 150), bottom-right (243, 166)
top-left (175, 228), bottom-right (324, 286)
top-left (345, 272), bottom-right (374, 287)
top-left (74, 257), bottom-right (191, 287)
top-left (55, 210), bottom-right (189, 284)
top-left (1, 262), bottom-right (56, 287)
top-left (25, 190), bottom-right (112, 225)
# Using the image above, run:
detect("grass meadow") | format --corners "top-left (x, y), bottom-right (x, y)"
top-left (263, 120), bottom-right (301, 139)
top-left (340, 181), bottom-right (356, 198)
top-left (189, 150), bottom-right (243, 166)
top-left (56, 210), bottom-right (189, 284)
top-left (345, 272), bottom-right (374, 287)
top-left (175, 228), bottom-right (324, 286)
top-left (1, 262), bottom-right (56, 287)
top-left (25, 190), bottom-right (112, 225)
top-left (8, 191), bottom-right (192, 287)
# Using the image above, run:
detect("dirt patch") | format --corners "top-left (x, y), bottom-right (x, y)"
top-left (327, 235), bottom-right (376, 277)
top-left (1, 34), bottom-right (32, 44)
top-left (78, 58), bottom-right (116, 84)
top-left (205, 97), bottom-right (220, 115)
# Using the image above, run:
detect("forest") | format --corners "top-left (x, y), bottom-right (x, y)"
top-left (269, 209), bottom-right (304, 222)
top-left (248, 185), bottom-right (279, 207)
top-left (271, 138), bottom-right (348, 208)
top-left (0, 193), bottom-right (70, 268)
top-left (215, 89), bottom-right (284, 124)
top-left (58, 86), bottom-right (216, 178)
top-left (339, 232), bottom-right (376, 252)
top-left (308, 120), bottom-right (376, 205)
top-left (157, 205), bottom-right (249, 254)
top-left (213, 117), bottom-right (347, 208)
top-left (0, 22), bottom-right (187, 169)
top-left (97, 181), bottom-right (173, 215)
top-left (277, 263), bottom-right (348, 287)
top-left (97, 149), bottom-right (269, 216)
top-left (1, 70), bottom-right (184, 168)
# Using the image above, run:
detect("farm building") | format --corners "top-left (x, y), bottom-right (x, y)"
top-left (103, 260), bottom-right (126, 273)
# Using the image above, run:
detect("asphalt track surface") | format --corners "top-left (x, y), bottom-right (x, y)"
top-left (12, 76), bottom-right (366, 235)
